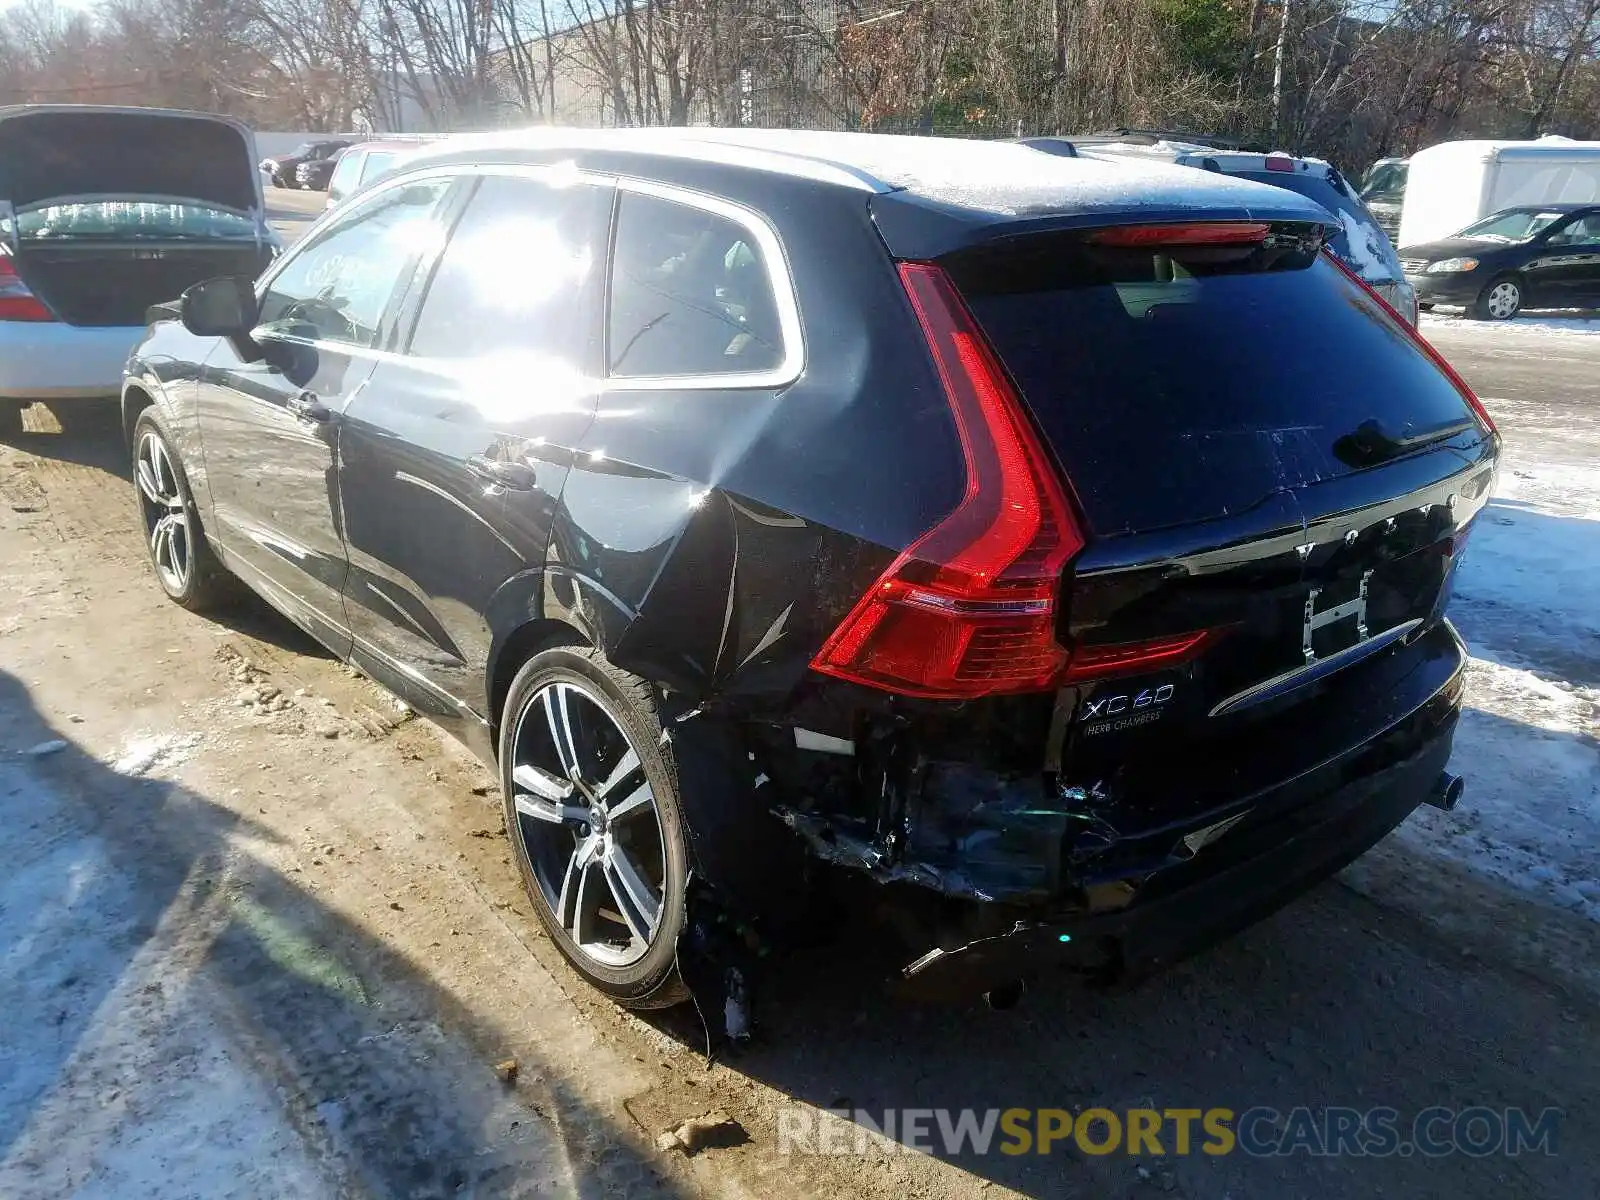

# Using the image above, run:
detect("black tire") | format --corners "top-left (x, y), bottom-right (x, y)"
top-left (1473, 275), bottom-right (1522, 321)
top-left (499, 645), bottom-right (690, 1009)
top-left (132, 408), bottom-right (234, 612)
top-left (1417, 302), bottom-right (1434, 312)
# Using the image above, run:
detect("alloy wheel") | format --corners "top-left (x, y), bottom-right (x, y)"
top-left (1486, 281), bottom-right (1521, 319)
top-left (135, 430), bottom-right (191, 594)
top-left (510, 681), bottom-right (667, 968)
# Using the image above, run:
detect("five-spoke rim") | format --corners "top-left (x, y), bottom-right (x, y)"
top-left (1487, 281), bottom-right (1520, 319)
top-left (510, 680), bottom-right (667, 968)
top-left (136, 431), bottom-right (190, 593)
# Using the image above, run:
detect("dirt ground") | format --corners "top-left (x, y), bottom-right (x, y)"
top-left (1, 213), bottom-right (1596, 1198)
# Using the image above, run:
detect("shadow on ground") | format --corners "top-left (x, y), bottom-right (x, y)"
top-left (0, 671), bottom-right (682, 1199)
top-left (1, 401), bottom-right (130, 474)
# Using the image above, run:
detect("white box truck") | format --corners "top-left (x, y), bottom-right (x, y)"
top-left (1397, 136), bottom-right (1600, 249)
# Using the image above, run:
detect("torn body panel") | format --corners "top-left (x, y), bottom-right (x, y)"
top-left (758, 617), bottom-right (1466, 995)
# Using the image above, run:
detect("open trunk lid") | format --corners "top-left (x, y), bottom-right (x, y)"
top-left (0, 107), bottom-right (269, 327)
top-left (0, 105), bottom-right (261, 215)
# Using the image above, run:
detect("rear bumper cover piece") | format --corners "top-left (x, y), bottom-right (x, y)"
top-left (897, 711), bottom-right (1458, 1000)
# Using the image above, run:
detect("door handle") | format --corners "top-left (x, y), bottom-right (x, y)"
top-left (286, 390), bottom-right (332, 424)
top-left (467, 455), bottom-right (537, 491)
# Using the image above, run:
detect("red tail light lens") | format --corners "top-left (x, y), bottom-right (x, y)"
top-left (1091, 222), bottom-right (1269, 248)
top-left (1264, 154), bottom-right (1295, 172)
top-left (0, 253), bottom-right (55, 322)
top-left (1323, 250), bottom-right (1496, 436)
top-left (810, 263), bottom-right (1085, 699)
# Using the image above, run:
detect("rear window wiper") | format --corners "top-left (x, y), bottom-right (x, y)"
top-left (1333, 416), bottom-right (1477, 466)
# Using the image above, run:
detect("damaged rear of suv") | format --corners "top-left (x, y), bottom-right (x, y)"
top-left (758, 209), bottom-right (1495, 1003)
top-left (125, 131), bottom-right (1496, 1031)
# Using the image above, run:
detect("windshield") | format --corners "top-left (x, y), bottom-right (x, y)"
top-left (1362, 162), bottom-right (1407, 199)
top-left (1456, 209), bottom-right (1568, 241)
top-left (361, 152), bottom-right (397, 184)
top-left (5, 200), bottom-right (257, 241)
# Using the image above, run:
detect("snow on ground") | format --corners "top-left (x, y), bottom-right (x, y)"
top-left (1379, 451), bottom-right (1600, 925)
top-left (0, 749), bottom-right (332, 1198)
top-left (1422, 310), bottom-right (1600, 337)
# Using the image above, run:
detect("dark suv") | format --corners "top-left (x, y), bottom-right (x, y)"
top-left (124, 130), bottom-right (1497, 1022)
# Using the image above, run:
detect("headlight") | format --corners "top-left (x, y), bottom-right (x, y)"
top-left (1425, 257), bottom-right (1479, 274)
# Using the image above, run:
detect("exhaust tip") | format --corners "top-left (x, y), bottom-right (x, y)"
top-left (1424, 771), bottom-right (1465, 812)
top-left (983, 979), bottom-right (1026, 1011)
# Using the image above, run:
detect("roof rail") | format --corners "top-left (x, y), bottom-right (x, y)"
top-left (1070, 128), bottom-right (1271, 153)
top-left (408, 126), bottom-right (897, 193)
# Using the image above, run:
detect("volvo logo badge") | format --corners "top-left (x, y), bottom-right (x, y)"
top-left (1303, 570), bottom-right (1372, 664)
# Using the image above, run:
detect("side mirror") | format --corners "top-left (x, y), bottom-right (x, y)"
top-left (180, 275), bottom-right (259, 338)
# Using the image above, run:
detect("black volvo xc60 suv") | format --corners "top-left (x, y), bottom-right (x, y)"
top-left (123, 128), bottom-right (1498, 1018)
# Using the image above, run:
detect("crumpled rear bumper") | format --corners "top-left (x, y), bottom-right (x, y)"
top-left (897, 711), bottom-right (1457, 1000)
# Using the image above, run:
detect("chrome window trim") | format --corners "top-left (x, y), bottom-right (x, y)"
top-left (250, 161), bottom-right (806, 392)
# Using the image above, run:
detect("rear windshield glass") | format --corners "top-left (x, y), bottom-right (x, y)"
top-left (6, 201), bottom-right (256, 241)
top-left (951, 233), bottom-right (1477, 535)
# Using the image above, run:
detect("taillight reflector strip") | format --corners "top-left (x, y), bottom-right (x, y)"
top-left (1322, 249), bottom-right (1496, 436)
top-left (1061, 630), bottom-right (1218, 683)
top-left (1091, 222), bottom-right (1270, 248)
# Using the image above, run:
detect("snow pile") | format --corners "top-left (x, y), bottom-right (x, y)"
top-left (110, 732), bottom-right (203, 778)
top-left (1422, 311), bottom-right (1600, 337)
top-left (1395, 659), bottom-right (1599, 922)
top-left (1396, 452), bottom-right (1600, 924)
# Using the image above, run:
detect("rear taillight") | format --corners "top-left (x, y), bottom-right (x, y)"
top-left (1091, 222), bottom-right (1269, 248)
top-left (1323, 250), bottom-right (1496, 436)
top-left (810, 263), bottom-right (1085, 699)
top-left (1264, 153), bottom-right (1295, 172)
top-left (0, 253), bottom-right (55, 322)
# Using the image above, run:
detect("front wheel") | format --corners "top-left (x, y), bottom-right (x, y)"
top-left (132, 409), bottom-right (233, 611)
top-left (1473, 276), bottom-right (1522, 321)
top-left (499, 646), bottom-right (690, 1009)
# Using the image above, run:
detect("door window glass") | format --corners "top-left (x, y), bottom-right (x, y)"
top-left (1548, 214), bottom-right (1600, 246)
top-left (607, 191), bottom-right (784, 378)
top-left (326, 151), bottom-right (363, 199)
top-left (406, 174), bottom-right (606, 364)
top-left (257, 177), bottom-right (450, 347)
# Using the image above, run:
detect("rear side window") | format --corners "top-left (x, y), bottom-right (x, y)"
top-left (607, 191), bottom-right (784, 378)
top-left (950, 231), bottom-right (1479, 535)
top-left (327, 152), bottom-right (363, 198)
top-left (406, 174), bottom-right (608, 364)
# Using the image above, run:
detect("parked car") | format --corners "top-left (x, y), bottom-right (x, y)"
top-left (323, 139), bottom-right (431, 209)
top-left (1400, 203), bottom-right (1600, 319)
top-left (1029, 136), bottom-right (1419, 322)
top-left (124, 129), bottom-right (1497, 1023)
top-left (260, 139), bottom-right (351, 189)
top-left (1359, 156), bottom-right (1408, 242)
top-left (294, 155), bottom-right (341, 191)
top-left (0, 104), bottom-right (277, 426)
top-left (1397, 136), bottom-right (1600, 249)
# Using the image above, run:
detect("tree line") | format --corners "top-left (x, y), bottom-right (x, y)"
top-left (1, 0), bottom-right (1596, 173)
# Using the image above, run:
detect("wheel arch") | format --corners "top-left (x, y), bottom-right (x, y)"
top-left (120, 381), bottom-right (159, 452)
